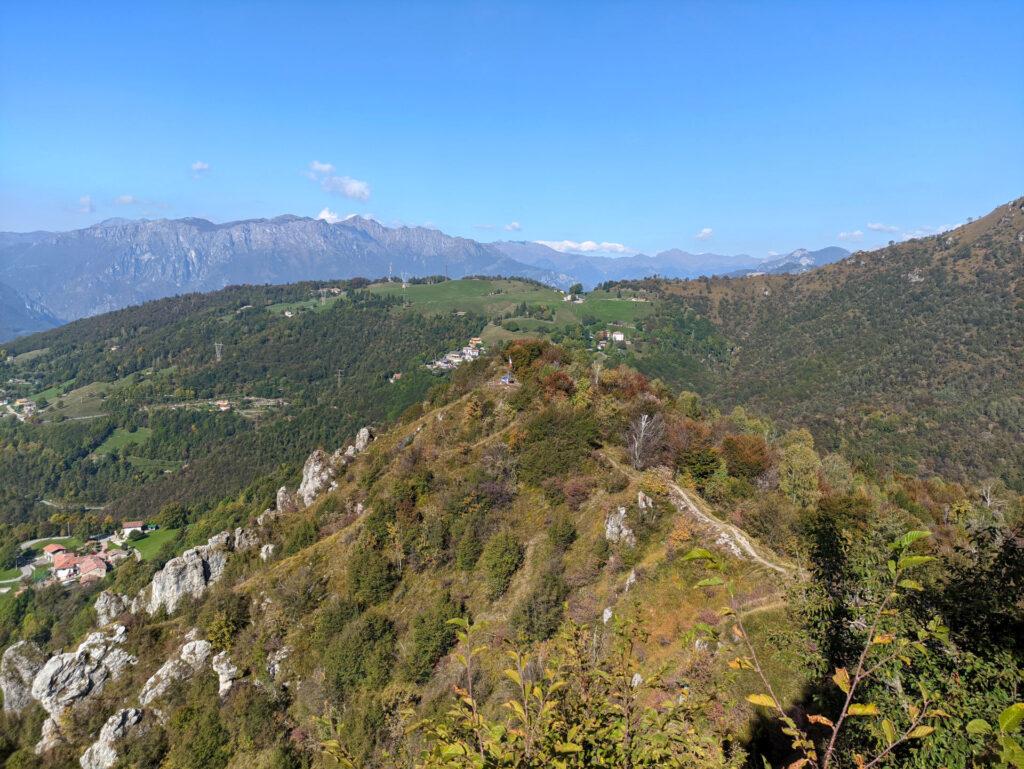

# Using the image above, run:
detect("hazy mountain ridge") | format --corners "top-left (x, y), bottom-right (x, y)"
top-left (0, 281), bottom-right (61, 340)
top-left (0, 215), bottom-right (846, 339)
top-left (0, 216), bottom-right (561, 326)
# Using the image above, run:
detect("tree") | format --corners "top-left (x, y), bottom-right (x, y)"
top-left (479, 531), bottom-right (524, 600)
top-left (568, 283), bottom-right (584, 296)
top-left (686, 531), bottom-right (955, 769)
top-left (626, 413), bottom-right (665, 470)
top-left (779, 441), bottom-right (821, 507)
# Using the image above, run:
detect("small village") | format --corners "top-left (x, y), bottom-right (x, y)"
top-left (31, 520), bottom-right (153, 587)
top-left (426, 336), bottom-right (485, 372)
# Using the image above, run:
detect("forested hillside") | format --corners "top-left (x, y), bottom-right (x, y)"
top-left (0, 340), bottom-right (1019, 768)
top-left (620, 197), bottom-right (1024, 488)
top-left (0, 281), bottom-right (478, 540)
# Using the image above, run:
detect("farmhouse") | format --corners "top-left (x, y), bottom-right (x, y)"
top-left (41, 543), bottom-right (68, 561)
top-left (121, 520), bottom-right (147, 537)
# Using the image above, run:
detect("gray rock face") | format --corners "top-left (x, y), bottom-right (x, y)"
top-left (79, 708), bottom-right (144, 769)
top-left (144, 532), bottom-right (236, 615)
top-left (260, 543), bottom-right (276, 562)
top-left (275, 485), bottom-right (296, 514)
top-left (94, 592), bottom-right (130, 627)
top-left (1, 640), bottom-right (46, 713)
top-left (211, 651), bottom-right (239, 696)
top-left (267, 646), bottom-right (291, 682)
top-left (604, 506), bottom-right (637, 547)
top-left (31, 626), bottom-right (135, 718)
top-left (138, 639), bottom-right (211, 706)
top-left (31, 625), bottom-right (136, 753)
top-left (297, 449), bottom-right (335, 507)
top-left (233, 527), bottom-right (259, 552)
top-left (355, 426), bottom-right (373, 452)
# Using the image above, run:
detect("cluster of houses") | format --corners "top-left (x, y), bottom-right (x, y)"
top-left (39, 520), bottom-right (148, 585)
top-left (594, 329), bottom-right (627, 351)
top-left (1, 397), bottom-right (37, 420)
top-left (427, 337), bottom-right (485, 372)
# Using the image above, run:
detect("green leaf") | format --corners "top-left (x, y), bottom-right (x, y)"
top-left (908, 725), bottom-right (935, 739)
top-left (555, 743), bottom-right (583, 753)
top-left (898, 579), bottom-right (924, 591)
top-left (694, 576), bottom-right (724, 588)
top-left (882, 718), bottom-right (897, 745)
top-left (746, 694), bottom-right (776, 709)
top-left (682, 547), bottom-right (715, 562)
top-left (898, 554), bottom-right (935, 571)
top-left (848, 703), bottom-right (880, 716)
top-left (966, 719), bottom-right (993, 736)
top-left (999, 703), bottom-right (1024, 734)
top-left (890, 530), bottom-right (931, 551)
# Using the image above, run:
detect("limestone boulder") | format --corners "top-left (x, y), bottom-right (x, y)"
top-left (79, 708), bottom-right (144, 769)
top-left (1, 640), bottom-right (46, 713)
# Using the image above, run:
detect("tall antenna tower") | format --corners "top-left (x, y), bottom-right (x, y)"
top-left (214, 342), bottom-right (223, 362)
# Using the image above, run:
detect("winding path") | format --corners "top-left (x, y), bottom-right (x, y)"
top-left (602, 451), bottom-right (800, 578)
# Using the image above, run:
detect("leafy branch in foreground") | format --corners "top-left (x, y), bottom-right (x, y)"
top-left (685, 531), bottom-right (951, 768)
top-left (404, 617), bottom-right (743, 768)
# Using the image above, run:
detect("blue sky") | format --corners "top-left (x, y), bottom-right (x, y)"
top-left (1, 1), bottom-right (1022, 257)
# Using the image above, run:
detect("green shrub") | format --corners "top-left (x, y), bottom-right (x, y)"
top-left (324, 610), bottom-right (396, 701)
top-left (517, 407), bottom-right (599, 487)
top-left (547, 515), bottom-right (577, 553)
top-left (402, 593), bottom-right (461, 682)
top-left (479, 532), bottom-right (524, 600)
top-left (513, 565), bottom-right (568, 642)
top-left (348, 544), bottom-right (398, 605)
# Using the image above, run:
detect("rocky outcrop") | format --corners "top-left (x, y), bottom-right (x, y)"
top-left (94, 592), bottom-right (130, 627)
top-left (260, 543), bottom-right (276, 561)
top-left (138, 639), bottom-right (212, 706)
top-left (1, 640), bottom-right (46, 713)
top-left (233, 526), bottom-right (259, 552)
top-left (212, 651), bottom-right (239, 696)
top-left (266, 646), bottom-right (290, 682)
top-left (31, 625), bottom-right (136, 753)
top-left (604, 506), bottom-right (636, 547)
top-left (144, 531), bottom-right (236, 615)
top-left (297, 449), bottom-right (336, 507)
top-left (355, 426), bottom-right (373, 452)
top-left (274, 486), bottom-right (296, 515)
top-left (79, 708), bottom-right (144, 769)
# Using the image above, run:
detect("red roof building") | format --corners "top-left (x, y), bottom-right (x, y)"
top-left (42, 543), bottom-right (67, 555)
top-left (78, 556), bottom-right (109, 579)
top-left (52, 552), bottom-right (80, 571)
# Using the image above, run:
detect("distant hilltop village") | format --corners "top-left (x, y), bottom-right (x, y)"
top-left (427, 337), bottom-right (484, 372)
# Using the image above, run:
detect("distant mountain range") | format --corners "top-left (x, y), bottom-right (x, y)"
top-left (0, 214), bottom-right (847, 340)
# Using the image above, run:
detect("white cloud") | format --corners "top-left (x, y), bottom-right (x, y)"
top-left (191, 161), bottom-right (210, 178)
top-left (77, 195), bottom-right (95, 214)
top-left (320, 175), bottom-right (371, 200)
top-left (867, 222), bottom-right (899, 233)
top-left (535, 239), bottom-right (637, 255)
top-left (317, 207), bottom-right (342, 224)
top-left (504, 221), bottom-right (522, 232)
top-left (838, 229), bottom-right (864, 242)
top-left (306, 160), bottom-right (371, 201)
top-left (115, 195), bottom-right (138, 205)
top-left (767, 250), bottom-right (779, 257)
top-left (309, 160), bottom-right (335, 174)
top-left (695, 227), bottom-right (713, 241)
